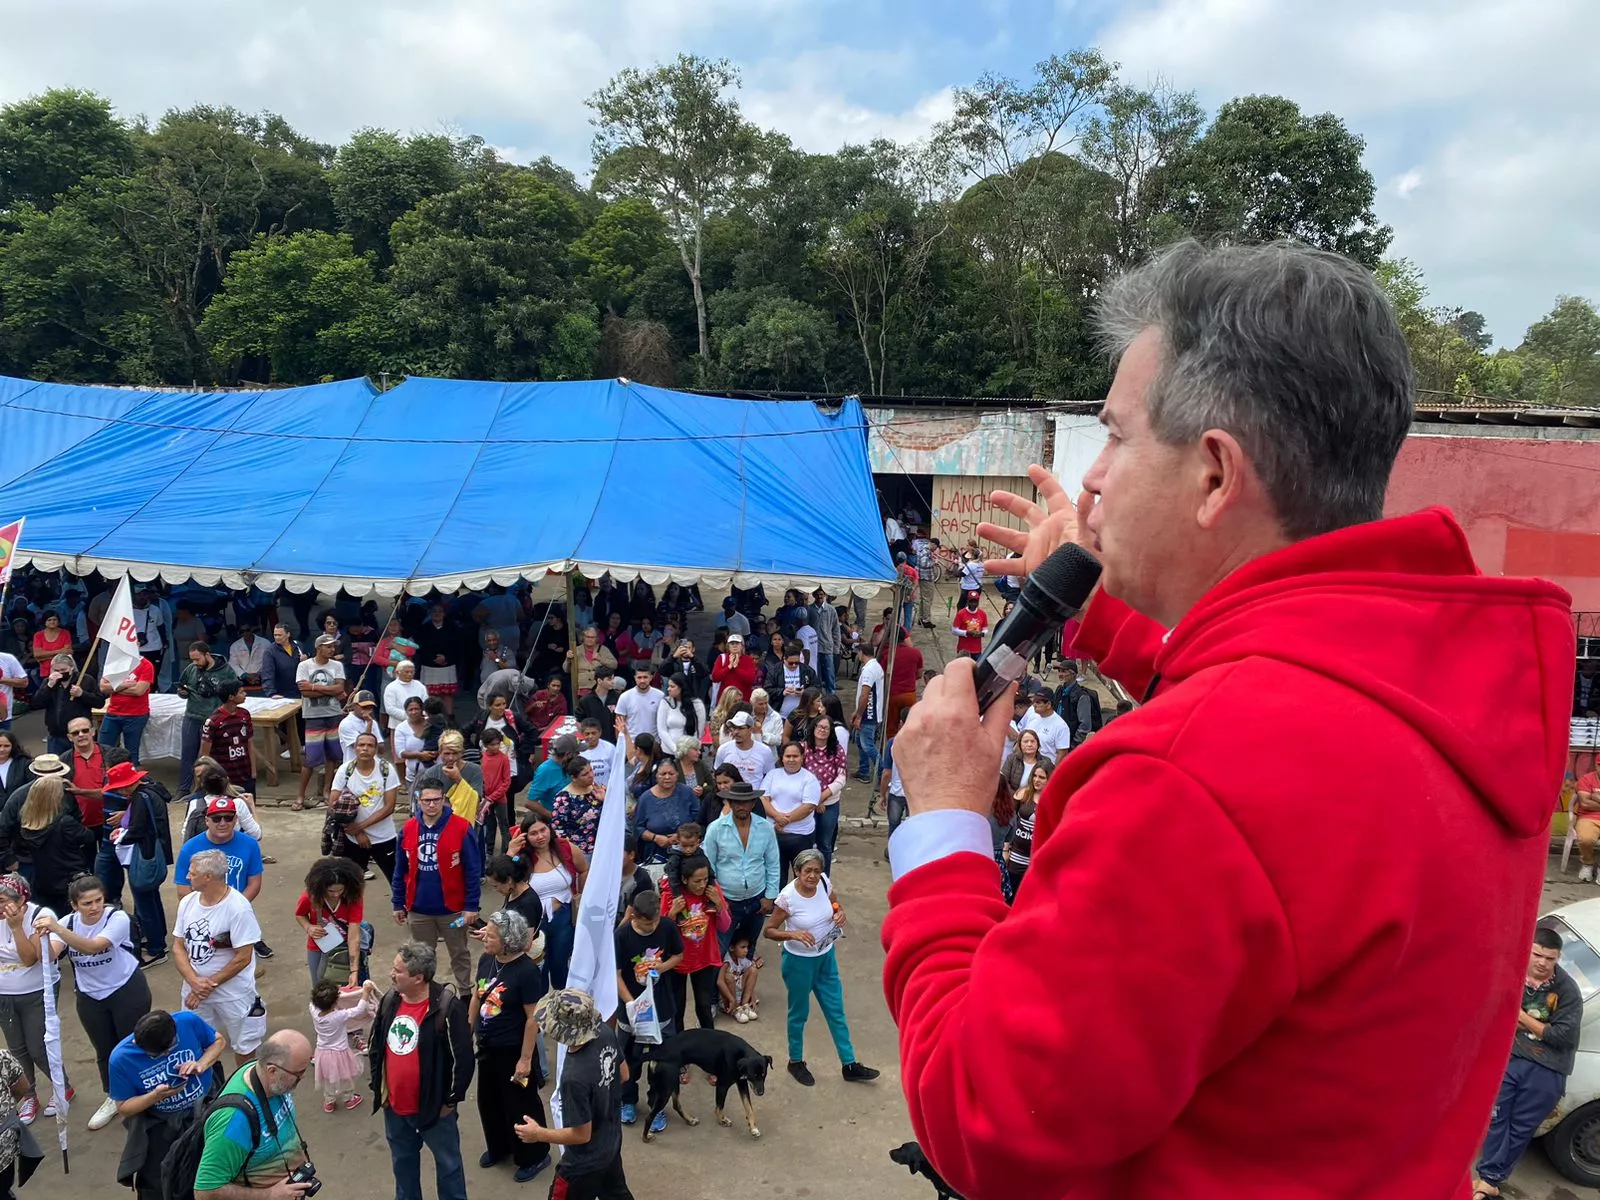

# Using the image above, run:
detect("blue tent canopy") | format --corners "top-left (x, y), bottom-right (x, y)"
top-left (0, 374), bottom-right (895, 596)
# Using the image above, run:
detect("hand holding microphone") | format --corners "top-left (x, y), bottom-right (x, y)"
top-left (896, 469), bottom-right (1101, 820)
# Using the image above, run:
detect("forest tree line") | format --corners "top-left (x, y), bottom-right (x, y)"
top-left (0, 50), bottom-right (1595, 405)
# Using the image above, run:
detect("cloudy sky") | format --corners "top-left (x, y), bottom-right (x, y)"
top-left (1, 0), bottom-right (1593, 348)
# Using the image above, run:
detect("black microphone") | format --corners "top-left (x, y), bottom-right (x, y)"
top-left (971, 544), bottom-right (1103, 712)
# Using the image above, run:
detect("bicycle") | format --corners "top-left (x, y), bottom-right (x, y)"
top-left (924, 544), bottom-right (962, 585)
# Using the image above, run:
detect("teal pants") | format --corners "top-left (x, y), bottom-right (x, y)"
top-left (780, 948), bottom-right (856, 1065)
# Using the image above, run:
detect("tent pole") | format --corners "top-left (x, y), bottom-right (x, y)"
top-left (565, 570), bottom-right (580, 706)
top-left (882, 575), bottom-right (904, 739)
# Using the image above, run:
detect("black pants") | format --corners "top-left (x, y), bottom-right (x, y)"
top-left (77, 971), bottom-right (152, 1090)
top-left (665, 967), bottom-right (718, 1032)
top-left (552, 1153), bottom-right (633, 1200)
top-left (338, 834), bottom-right (398, 885)
top-left (776, 829), bottom-right (816, 886)
top-left (477, 1042), bottom-right (550, 1170)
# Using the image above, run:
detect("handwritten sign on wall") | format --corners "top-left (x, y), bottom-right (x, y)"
top-left (932, 475), bottom-right (1035, 546)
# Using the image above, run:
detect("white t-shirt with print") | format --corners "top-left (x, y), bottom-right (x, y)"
top-left (54, 909), bottom-right (138, 1001)
top-left (332, 757), bottom-right (401, 844)
top-left (174, 889), bottom-right (261, 1006)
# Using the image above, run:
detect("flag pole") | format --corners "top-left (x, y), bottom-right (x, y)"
top-left (38, 928), bottom-right (68, 1173)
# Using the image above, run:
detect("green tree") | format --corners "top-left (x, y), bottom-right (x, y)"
top-left (718, 294), bottom-right (831, 389)
top-left (571, 196), bottom-right (674, 315)
top-left (327, 129), bottom-right (467, 261)
top-left (590, 55), bottom-right (761, 375)
top-left (1519, 296), bottom-right (1600, 406)
top-left (199, 231), bottom-right (399, 382)
top-left (1160, 95), bottom-right (1392, 266)
top-left (0, 200), bottom-right (178, 382)
top-left (388, 169), bottom-right (593, 379)
top-left (0, 88), bottom-right (135, 214)
top-left (1079, 83), bottom-right (1204, 267)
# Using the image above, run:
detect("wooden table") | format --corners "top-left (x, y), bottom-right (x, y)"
top-left (92, 695), bottom-right (304, 786)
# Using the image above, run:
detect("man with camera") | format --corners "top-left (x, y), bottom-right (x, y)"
top-left (193, 1030), bottom-right (315, 1200)
top-left (882, 241), bottom-right (1575, 1199)
top-left (177, 640), bottom-right (241, 796)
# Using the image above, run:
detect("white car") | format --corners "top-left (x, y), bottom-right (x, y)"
top-left (1535, 898), bottom-right (1600, 1185)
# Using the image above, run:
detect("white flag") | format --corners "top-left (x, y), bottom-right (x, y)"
top-left (40, 930), bottom-right (69, 1169)
top-left (551, 728), bottom-right (630, 1134)
top-left (97, 576), bottom-right (143, 687)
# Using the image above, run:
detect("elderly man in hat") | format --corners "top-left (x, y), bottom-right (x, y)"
top-left (516, 989), bottom-right (631, 1200)
top-left (704, 781), bottom-right (779, 956)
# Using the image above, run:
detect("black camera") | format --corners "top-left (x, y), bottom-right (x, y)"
top-left (289, 1161), bottom-right (322, 1198)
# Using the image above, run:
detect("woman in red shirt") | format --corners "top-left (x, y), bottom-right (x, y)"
top-left (711, 634), bottom-right (759, 703)
top-left (31, 613), bottom-right (72, 663)
top-left (294, 856), bottom-right (366, 987)
top-left (659, 855), bottom-right (731, 1031)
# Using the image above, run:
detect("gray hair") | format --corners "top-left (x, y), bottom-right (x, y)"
top-left (394, 659), bottom-right (415, 674)
top-left (674, 735), bottom-right (699, 758)
top-left (792, 847), bottom-right (825, 875)
top-left (394, 940), bottom-right (436, 982)
top-left (485, 908), bottom-right (531, 954)
top-left (1095, 240), bottom-right (1414, 540)
top-left (51, 653), bottom-right (76, 672)
top-left (188, 849), bottom-right (230, 882)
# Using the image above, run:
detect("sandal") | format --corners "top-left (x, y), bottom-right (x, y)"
top-left (1471, 1182), bottom-right (1500, 1199)
top-left (291, 799), bottom-right (307, 811)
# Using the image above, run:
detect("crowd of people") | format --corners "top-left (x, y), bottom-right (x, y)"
top-left (0, 563), bottom-right (1021, 1199)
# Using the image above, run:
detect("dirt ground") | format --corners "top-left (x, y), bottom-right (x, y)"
top-left (10, 579), bottom-right (1596, 1200)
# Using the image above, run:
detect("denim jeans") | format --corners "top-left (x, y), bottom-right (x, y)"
top-left (543, 903), bottom-right (575, 990)
top-left (815, 803), bottom-right (840, 875)
top-left (383, 1107), bottom-right (468, 1200)
top-left (92, 828), bottom-right (124, 907)
top-left (720, 894), bottom-right (767, 958)
top-left (98, 714), bottom-right (150, 766)
top-left (887, 792), bottom-right (908, 837)
top-left (46, 735), bottom-right (70, 757)
top-left (901, 601), bottom-right (915, 633)
top-left (179, 716), bottom-right (204, 795)
top-left (132, 886), bottom-right (167, 958)
top-left (818, 652), bottom-right (836, 693)
top-left (854, 721), bottom-right (879, 782)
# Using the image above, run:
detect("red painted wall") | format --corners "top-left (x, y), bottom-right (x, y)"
top-left (1385, 434), bottom-right (1600, 611)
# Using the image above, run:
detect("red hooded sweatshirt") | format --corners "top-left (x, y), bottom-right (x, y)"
top-left (881, 509), bottom-right (1574, 1200)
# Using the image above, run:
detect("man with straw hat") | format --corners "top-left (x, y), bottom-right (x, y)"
top-left (517, 989), bottom-right (632, 1200)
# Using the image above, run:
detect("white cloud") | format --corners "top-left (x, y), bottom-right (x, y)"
top-left (744, 48), bottom-right (955, 151)
top-left (1094, 0), bottom-right (1600, 344)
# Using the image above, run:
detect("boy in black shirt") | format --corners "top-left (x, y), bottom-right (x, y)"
top-left (517, 989), bottom-right (633, 1200)
top-left (613, 889), bottom-right (683, 1129)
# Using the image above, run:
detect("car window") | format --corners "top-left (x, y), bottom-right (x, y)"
top-left (1540, 917), bottom-right (1600, 1001)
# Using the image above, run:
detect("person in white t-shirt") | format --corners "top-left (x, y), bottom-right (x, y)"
top-left (0, 652), bottom-right (26, 727)
top-left (39, 874), bottom-right (151, 1130)
top-left (763, 847), bottom-right (879, 1088)
top-left (760, 743), bottom-right (821, 885)
top-left (714, 713), bottom-right (775, 787)
top-left (173, 848), bottom-right (264, 1066)
top-left (1016, 688), bottom-right (1070, 761)
top-left (0, 873), bottom-right (69, 1122)
top-left (614, 670), bottom-right (664, 747)
top-left (337, 690), bottom-right (384, 761)
top-left (329, 731), bottom-right (401, 884)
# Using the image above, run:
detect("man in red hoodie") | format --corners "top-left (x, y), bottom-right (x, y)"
top-left (882, 241), bottom-right (1575, 1200)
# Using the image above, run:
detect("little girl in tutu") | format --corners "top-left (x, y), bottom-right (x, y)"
top-left (310, 978), bottom-right (378, 1112)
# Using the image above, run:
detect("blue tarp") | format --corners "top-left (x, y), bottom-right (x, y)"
top-left (0, 374), bottom-right (895, 595)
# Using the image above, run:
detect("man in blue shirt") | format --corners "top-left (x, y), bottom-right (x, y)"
top-left (109, 1008), bottom-right (226, 1200)
top-left (174, 793), bottom-right (270, 958)
top-left (525, 735), bottom-right (579, 821)
top-left (704, 782), bottom-right (779, 955)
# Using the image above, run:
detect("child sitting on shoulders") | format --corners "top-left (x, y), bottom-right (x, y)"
top-left (719, 933), bottom-right (761, 1023)
top-left (310, 978), bottom-right (379, 1112)
top-left (661, 822), bottom-right (712, 893)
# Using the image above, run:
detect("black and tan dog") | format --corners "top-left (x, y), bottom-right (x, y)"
top-left (642, 1028), bottom-right (771, 1141)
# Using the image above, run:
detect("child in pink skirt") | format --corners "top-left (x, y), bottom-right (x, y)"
top-left (310, 979), bottom-right (378, 1111)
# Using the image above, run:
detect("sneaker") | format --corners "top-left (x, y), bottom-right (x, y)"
top-left (364, 868), bottom-right (376, 880)
top-left (17, 1096), bottom-right (36, 1125)
top-left (344, 1093), bottom-right (362, 1110)
top-left (139, 951), bottom-right (169, 970)
top-left (514, 1158), bottom-right (551, 1184)
top-left (787, 1060), bottom-right (815, 1087)
top-left (648, 1111), bottom-right (668, 1134)
top-left (255, 942), bottom-right (275, 960)
top-left (88, 1096), bottom-right (118, 1131)
top-left (42, 1086), bottom-right (73, 1118)
top-left (735, 1006), bottom-right (750, 1024)
top-left (619, 1102), bottom-right (637, 1125)
top-left (744, 1004), bottom-right (759, 1021)
top-left (842, 1062), bottom-right (880, 1083)
top-left (1582, 866), bottom-right (1595, 883)
top-left (479, 1152), bottom-right (500, 1168)
top-left (323, 1100), bottom-right (335, 1114)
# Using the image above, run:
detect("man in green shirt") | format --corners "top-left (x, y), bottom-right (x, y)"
top-left (194, 1030), bottom-right (313, 1200)
top-left (178, 640), bottom-right (241, 794)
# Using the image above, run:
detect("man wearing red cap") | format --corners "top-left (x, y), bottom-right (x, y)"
top-left (174, 794), bottom-right (263, 905)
